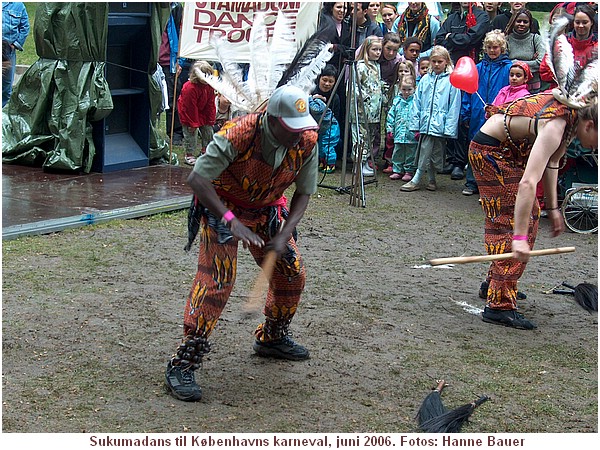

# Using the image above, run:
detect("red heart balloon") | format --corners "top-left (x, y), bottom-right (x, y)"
top-left (450, 56), bottom-right (479, 94)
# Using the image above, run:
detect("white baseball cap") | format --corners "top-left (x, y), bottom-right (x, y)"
top-left (266, 85), bottom-right (318, 132)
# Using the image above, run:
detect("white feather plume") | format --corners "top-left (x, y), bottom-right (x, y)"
top-left (210, 36), bottom-right (254, 103)
top-left (571, 58), bottom-right (598, 104)
top-left (267, 11), bottom-right (297, 94)
top-left (247, 12), bottom-right (271, 105)
top-left (202, 12), bottom-right (331, 112)
top-left (284, 43), bottom-right (334, 94)
top-left (198, 71), bottom-right (253, 113)
top-left (546, 16), bottom-right (575, 96)
top-left (547, 15), bottom-right (598, 109)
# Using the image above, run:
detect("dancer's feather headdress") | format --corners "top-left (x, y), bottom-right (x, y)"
top-left (198, 11), bottom-right (332, 113)
top-left (546, 15), bottom-right (598, 109)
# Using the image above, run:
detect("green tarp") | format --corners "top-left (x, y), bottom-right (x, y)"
top-left (2, 2), bottom-right (171, 172)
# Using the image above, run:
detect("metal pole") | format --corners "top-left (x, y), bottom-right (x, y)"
top-left (340, 2), bottom-right (358, 188)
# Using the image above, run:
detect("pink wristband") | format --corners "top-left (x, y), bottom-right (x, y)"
top-left (222, 210), bottom-right (235, 223)
top-left (513, 234), bottom-right (528, 241)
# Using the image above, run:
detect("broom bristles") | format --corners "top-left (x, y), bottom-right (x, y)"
top-left (562, 282), bottom-right (598, 313)
top-left (417, 380), bottom-right (448, 426)
top-left (420, 395), bottom-right (489, 433)
top-left (574, 283), bottom-right (598, 313)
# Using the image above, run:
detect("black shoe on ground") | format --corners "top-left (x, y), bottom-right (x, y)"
top-left (479, 280), bottom-right (527, 300)
top-left (253, 335), bottom-right (310, 361)
top-left (165, 360), bottom-right (202, 402)
top-left (438, 164), bottom-right (453, 174)
top-left (451, 166), bottom-right (465, 180)
top-left (481, 307), bottom-right (537, 330)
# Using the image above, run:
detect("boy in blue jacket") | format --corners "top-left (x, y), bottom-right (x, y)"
top-left (460, 30), bottom-right (512, 196)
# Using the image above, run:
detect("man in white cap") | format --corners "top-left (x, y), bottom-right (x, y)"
top-left (165, 85), bottom-right (320, 402)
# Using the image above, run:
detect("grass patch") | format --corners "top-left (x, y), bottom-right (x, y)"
top-left (17, 2), bottom-right (37, 66)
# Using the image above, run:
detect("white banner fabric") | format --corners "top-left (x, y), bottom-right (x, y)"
top-left (179, 2), bottom-right (322, 63)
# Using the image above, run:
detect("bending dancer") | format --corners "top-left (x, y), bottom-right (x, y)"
top-left (469, 54), bottom-right (597, 329)
top-left (165, 85), bottom-right (319, 401)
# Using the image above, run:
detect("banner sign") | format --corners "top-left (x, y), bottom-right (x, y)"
top-left (179, 2), bottom-right (322, 63)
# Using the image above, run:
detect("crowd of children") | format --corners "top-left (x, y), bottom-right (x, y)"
top-left (322, 2), bottom-right (596, 200)
top-left (167, 2), bottom-right (597, 204)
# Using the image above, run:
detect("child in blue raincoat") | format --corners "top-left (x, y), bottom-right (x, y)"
top-left (386, 75), bottom-right (417, 181)
top-left (309, 65), bottom-right (341, 173)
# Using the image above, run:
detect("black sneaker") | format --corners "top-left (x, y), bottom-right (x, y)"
top-left (253, 335), bottom-right (310, 361)
top-left (479, 281), bottom-right (527, 300)
top-left (165, 360), bottom-right (202, 401)
top-left (481, 307), bottom-right (537, 330)
top-left (450, 166), bottom-right (465, 180)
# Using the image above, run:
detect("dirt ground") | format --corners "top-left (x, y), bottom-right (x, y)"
top-left (2, 171), bottom-right (598, 436)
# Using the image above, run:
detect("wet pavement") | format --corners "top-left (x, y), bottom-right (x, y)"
top-left (2, 164), bottom-right (193, 239)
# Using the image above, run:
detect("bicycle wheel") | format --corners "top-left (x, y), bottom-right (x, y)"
top-left (562, 186), bottom-right (598, 234)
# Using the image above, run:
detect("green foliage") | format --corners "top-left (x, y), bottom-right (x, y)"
top-left (527, 2), bottom-right (556, 13)
top-left (532, 11), bottom-right (551, 27)
top-left (16, 2), bottom-right (37, 66)
top-left (438, 2), bottom-right (552, 20)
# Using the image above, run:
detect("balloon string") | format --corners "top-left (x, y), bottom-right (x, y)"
top-left (475, 91), bottom-right (486, 107)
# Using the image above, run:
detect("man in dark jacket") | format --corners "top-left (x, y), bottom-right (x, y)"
top-left (434, 2), bottom-right (489, 180)
top-left (321, 3), bottom-right (383, 163)
top-left (344, 2), bottom-right (383, 49)
top-left (434, 2), bottom-right (490, 64)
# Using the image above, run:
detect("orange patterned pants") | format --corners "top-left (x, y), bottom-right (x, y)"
top-left (183, 212), bottom-right (305, 341)
top-left (469, 140), bottom-right (540, 310)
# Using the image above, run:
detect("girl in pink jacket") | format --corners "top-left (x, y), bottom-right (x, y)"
top-left (492, 61), bottom-right (531, 106)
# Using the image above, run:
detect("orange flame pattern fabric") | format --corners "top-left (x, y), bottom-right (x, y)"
top-left (183, 114), bottom-right (316, 340)
top-left (469, 140), bottom-right (539, 310)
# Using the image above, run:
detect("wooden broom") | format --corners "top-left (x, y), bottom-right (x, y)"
top-left (243, 250), bottom-right (278, 315)
top-left (428, 247), bottom-right (575, 266)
